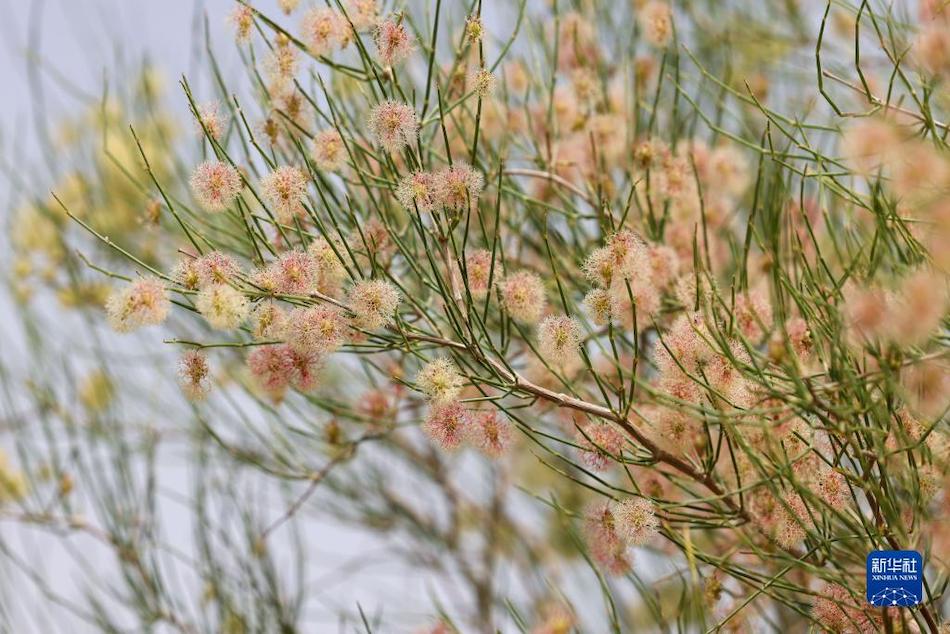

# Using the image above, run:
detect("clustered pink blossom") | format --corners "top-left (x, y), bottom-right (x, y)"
top-left (194, 102), bottom-right (225, 140)
top-left (395, 171), bottom-right (438, 213)
top-left (272, 250), bottom-right (317, 295)
top-left (367, 101), bottom-right (418, 153)
top-left (348, 279), bottom-right (400, 330)
top-left (583, 501), bottom-right (631, 575)
top-left (228, 5), bottom-right (253, 43)
top-left (576, 422), bottom-right (624, 471)
top-left (464, 249), bottom-right (501, 299)
top-left (422, 401), bottom-right (470, 450)
top-left (260, 166), bottom-right (309, 224)
top-left (177, 350), bottom-right (212, 401)
top-left (251, 300), bottom-right (288, 340)
top-left (247, 344), bottom-right (322, 400)
top-left (286, 305), bottom-right (350, 355)
top-left (374, 18), bottom-right (413, 67)
top-left (810, 583), bottom-right (877, 633)
top-left (301, 8), bottom-right (346, 57)
top-left (308, 237), bottom-right (348, 296)
top-left (470, 411), bottom-right (513, 458)
top-left (190, 160), bottom-right (242, 212)
top-left (611, 498), bottom-right (659, 546)
top-left (194, 251), bottom-right (241, 288)
top-left (434, 163), bottom-right (483, 213)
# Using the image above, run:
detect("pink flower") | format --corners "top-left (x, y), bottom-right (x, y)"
top-left (468, 68), bottom-right (495, 98)
top-left (194, 251), bottom-right (241, 288)
top-left (260, 166), bottom-right (309, 224)
top-left (251, 300), bottom-right (288, 340)
top-left (734, 290), bottom-right (772, 341)
top-left (348, 279), bottom-right (400, 329)
top-left (464, 249), bottom-right (501, 299)
top-left (811, 584), bottom-right (877, 634)
top-left (308, 237), bottom-right (348, 296)
top-left (611, 498), bottom-right (658, 546)
top-left (647, 244), bottom-right (679, 289)
top-left (423, 401), bottom-right (471, 450)
top-left (607, 273), bottom-right (659, 327)
top-left (194, 102), bottom-right (226, 140)
top-left (577, 422), bottom-right (624, 471)
top-left (351, 217), bottom-right (394, 264)
top-left (287, 347), bottom-right (323, 392)
top-left (190, 161), bottom-right (242, 212)
top-left (639, 2), bottom-right (673, 48)
top-left (228, 6), bottom-right (253, 43)
top-left (301, 8), bottom-right (345, 57)
top-left (367, 101), bottom-right (418, 153)
top-left (274, 250), bottom-right (317, 295)
top-left (345, 0), bottom-right (379, 32)
top-left (248, 345), bottom-right (296, 399)
top-left (195, 284), bottom-right (250, 331)
top-left (583, 289), bottom-right (611, 326)
top-left (248, 344), bottom-right (322, 399)
top-left (264, 43), bottom-right (299, 92)
top-left (395, 171), bottom-right (437, 213)
top-left (374, 18), bottom-right (413, 67)
top-left (583, 501), bottom-right (631, 575)
top-left (171, 258), bottom-right (201, 290)
top-left (416, 357), bottom-right (465, 403)
top-left (286, 305), bottom-right (350, 355)
top-left (177, 350), bottom-right (212, 401)
top-left (434, 162), bottom-right (483, 212)
top-left (469, 411), bottom-right (513, 458)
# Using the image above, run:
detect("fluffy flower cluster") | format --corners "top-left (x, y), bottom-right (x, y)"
top-left (286, 305), bottom-right (350, 355)
top-left (416, 358), bottom-right (465, 404)
top-left (415, 359), bottom-right (513, 455)
top-left (367, 101), bottom-right (418, 153)
top-left (537, 315), bottom-right (583, 367)
top-left (247, 344), bottom-right (322, 400)
top-left (374, 18), bottom-right (413, 67)
top-left (843, 268), bottom-right (949, 348)
top-left (301, 7), bottom-right (348, 57)
top-left (195, 284), bottom-right (250, 331)
top-left (582, 502), bottom-right (630, 575)
top-left (395, 163), bottom-right (484, 214)
top-left (105, 277), bottom-right (170, 333)
top-left (581, 229), bottom-right (677, 328)
top-left (348, 279), bottom-right (400, 329)
top-left (177, 350), bottom-right (212, 401)
top-left (422, 402), bottom-right (513, 456)
top-left (171, 251), bottom-right (241, 290)
top-left (611, 498), bottom-right (659, 546)
top-left (500, 271), bottom-right (547, 324)
top-left (260, 166), bottom-right (309, 224)
top-left (190, 161), bottom-right (242, 212)
top-left (464, 249), bottom-right (501, 299)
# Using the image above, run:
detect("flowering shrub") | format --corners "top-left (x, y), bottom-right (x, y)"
top-left (4, 0), bottom-right (950, 631)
